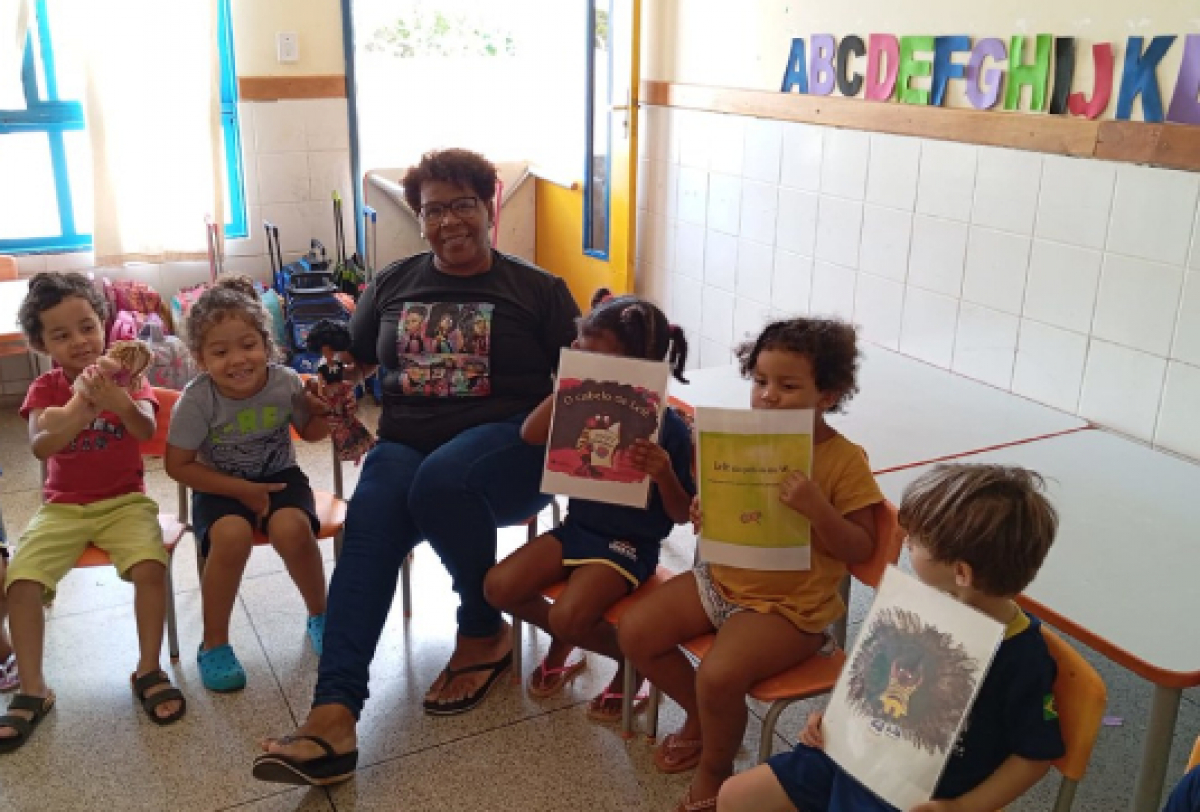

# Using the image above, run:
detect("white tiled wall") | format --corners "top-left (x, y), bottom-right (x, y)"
top-left (7, 99), bottom-right (354, 399)
top-left (636, 105), bottom-right (1200, 461)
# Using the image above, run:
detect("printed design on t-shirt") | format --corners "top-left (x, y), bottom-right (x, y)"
top-left (846, 607), bottom-right (983, 755)
top-left (65, 416), bottom-right (126, 453)
top-left (208, 405), bottom-right (293, 478)
top-left (546, 378), bottom-right (661, 484)
top-left (397, 302), bottom-right (493, 397)
top-left (1042, 693), bottom-right (1058, 721)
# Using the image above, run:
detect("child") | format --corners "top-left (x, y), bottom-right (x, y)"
top-left (1, 272), bottom-right (186, 753)
top-left (618, 317), bottom-right (883, 811)
top-left (717, 464), bottom-right (1064, 812)
top-left (165, 276), bottom-right (330, 692)
top-left (484, 295), bottom-right (694, 722)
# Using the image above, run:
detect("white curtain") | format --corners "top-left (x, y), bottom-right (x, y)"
top-left (0, 0), bottom-right (31, 108)
top-left (57, 0), bottom-right (224, 264)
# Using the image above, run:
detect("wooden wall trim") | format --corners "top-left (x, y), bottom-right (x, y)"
top-left (642, 80), bottom-right (1200, 172)
top-left (238, 75), bottom-right (347, 101)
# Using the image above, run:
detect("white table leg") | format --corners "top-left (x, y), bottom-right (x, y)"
top-left (1130, 685), bottom-right (1181, 812)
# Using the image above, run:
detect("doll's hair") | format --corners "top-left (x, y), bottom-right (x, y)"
top-left (305, 319), bottom-right (352, 354)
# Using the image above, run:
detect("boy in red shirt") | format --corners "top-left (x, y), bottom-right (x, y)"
top-left (0, 273), bottom-right (186, 754)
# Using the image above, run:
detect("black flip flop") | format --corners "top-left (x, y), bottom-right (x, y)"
top-left (132, 670), bottom-right (187, 726)
top-left (422, 650), bottom-right (513, 716)
top-left (252, 734), bottom-right (359, 786)
top-left (0, 693), bottom-right (55, 754)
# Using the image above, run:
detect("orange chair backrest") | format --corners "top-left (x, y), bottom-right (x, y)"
top-left (141, 386), bottom-right (181, 458)
top-left (1189, 735), bottom-right (1200, 772)
top-left (847, 500), bottom-right (901, 589)
top-left (1041, 626), bottom-right (1106, 780)
top-left (0, 256), bottom-right (17, 281)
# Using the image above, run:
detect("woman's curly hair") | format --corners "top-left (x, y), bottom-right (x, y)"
top-left (735, 317), bottom-right (860, 413)
top-left (401, 148), bottom-right (499, 214)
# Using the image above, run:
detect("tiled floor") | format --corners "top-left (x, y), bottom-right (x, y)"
top-left (0, 403), bottom-right (1194, 811)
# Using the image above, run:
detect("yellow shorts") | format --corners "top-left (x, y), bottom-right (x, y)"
top-left (4, 493), bottom-right (166, 600)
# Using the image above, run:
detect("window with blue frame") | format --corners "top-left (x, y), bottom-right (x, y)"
top-left (0, 0), bottom-right (246, 254)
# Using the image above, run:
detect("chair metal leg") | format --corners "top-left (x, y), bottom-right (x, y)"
top-left (511, 618), bottom-right (523, 685)
top-left (646, 684), bottom-right (662, 743)
top-left (758, 699), bottom-right (796, 763)
top-left (165, 552), bottom-right (180, 662)
top-left (401, 553), bottom-right (413, 618)
top-left (831, 575), bottom-right (851, 649)
top-left (1052, 777), bottom-right (1079, 812)
top-left (621, 656), bottom-right (636, 739)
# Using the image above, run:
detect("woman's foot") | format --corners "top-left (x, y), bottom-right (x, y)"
top-left (260, 704), bottom-right (358, 761)
top-left (423, 625), bottom-right (512, 712)
top-left (256, 704), bottom-right (359, 786)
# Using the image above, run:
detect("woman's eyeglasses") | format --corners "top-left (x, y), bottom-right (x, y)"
top-left (419, 196), bottom-right (480, 224)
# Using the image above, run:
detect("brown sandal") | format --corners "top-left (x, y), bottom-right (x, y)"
top-left (674, 789), bottom-right (718, 811)
top-left (653, 732), bottom-right (703, 773)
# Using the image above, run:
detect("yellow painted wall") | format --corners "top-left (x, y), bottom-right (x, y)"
top-left (536, 180), bottom-right (630, 310)
top-left (643, 0), bottom-right (1200, 118)
top-left (231, 0), bottom-right (344, 77)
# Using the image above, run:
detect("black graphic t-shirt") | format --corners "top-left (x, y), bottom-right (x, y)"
top-left (350, 251), bottom-right (580, 452)
top-left (935, 612), bottom-right (1065, 799)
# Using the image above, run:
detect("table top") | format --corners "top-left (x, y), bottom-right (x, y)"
top-left (0, 278), bottom-right (29, 339)
top-left (669, 346), bottom-right (1086, 473)
top-left (876, 429), bottom-right (1200, 686)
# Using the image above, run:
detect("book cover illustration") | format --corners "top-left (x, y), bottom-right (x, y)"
top-left (696, 407), bottom-right (814, 571)
top-left (541, 349), bottom-right (670, 508)
top-left (822, 566), bottom-right (1005, 810)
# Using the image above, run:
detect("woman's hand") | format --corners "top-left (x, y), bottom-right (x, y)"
top-left (798, 710), bottom-right (825, 749)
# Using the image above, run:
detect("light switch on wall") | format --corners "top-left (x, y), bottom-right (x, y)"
top-left (277, 31), bottom-right (299, 63)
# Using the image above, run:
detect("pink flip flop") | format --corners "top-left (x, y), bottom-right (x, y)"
top-left (586, 682), bottom-right (650, 723)
top-left (654, 732), bottom-right (704, 774)
top-left (0, 655), bottom-right (17, 693)
top-left (526, 651), bottom-right (587, 698)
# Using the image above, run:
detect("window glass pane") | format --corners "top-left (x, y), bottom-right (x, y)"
top-left (64, 129), bottom-right (93, 234)
top-left (585, 0), bottom-right (611, 254)
top-left (0, 133), bottom-right (61, 239)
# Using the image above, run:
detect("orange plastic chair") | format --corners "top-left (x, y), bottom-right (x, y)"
top-left (1189, 735), bottom-right (1200, 772)
top-left (66, 386), bottom-right (189, 661)
top-left (643, 500), bottom-right (903, 762)
top-left (514, 562), bottom-right (677, 737)
top-left (1032, 628), bottom-right (1107, 812)
top-left (0, 256), bottom-right (18, 280)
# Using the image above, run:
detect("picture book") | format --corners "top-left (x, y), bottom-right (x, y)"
top-left (822, 566), bottom-right (1005, 810)
top-left (695, 406), bottom-right (814, 570)
top-left (541, 349), bottom-right (671, 508)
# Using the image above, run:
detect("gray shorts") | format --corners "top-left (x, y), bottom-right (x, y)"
top-left (692, 561), bottom-right (838, 655)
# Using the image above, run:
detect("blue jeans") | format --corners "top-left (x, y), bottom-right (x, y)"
top-left (1165, 766), bottom-right (1200, 812)
top-left (313, 415), bottom-right (550, 718)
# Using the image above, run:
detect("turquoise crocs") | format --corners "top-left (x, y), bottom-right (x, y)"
top-left (197, 643), bottom-right (247, 692)
top-left (307, 614), bottom-right (325, 657)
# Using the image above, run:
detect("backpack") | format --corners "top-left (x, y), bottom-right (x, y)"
top-left (138, 320), bottom-right (195, 391)
top-left (109, 310), bottom-right (164, 345)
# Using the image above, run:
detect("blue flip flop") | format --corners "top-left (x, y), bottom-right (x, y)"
top-left (198, 643), bottom-right (247, 692)
top-left (306, 614), bottom-right (325, 657)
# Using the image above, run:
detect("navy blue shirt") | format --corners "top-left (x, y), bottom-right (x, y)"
top-left (936, 613), bottom-right (1066, 798)
top-left (564, 407), bottom-right (695, 545)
